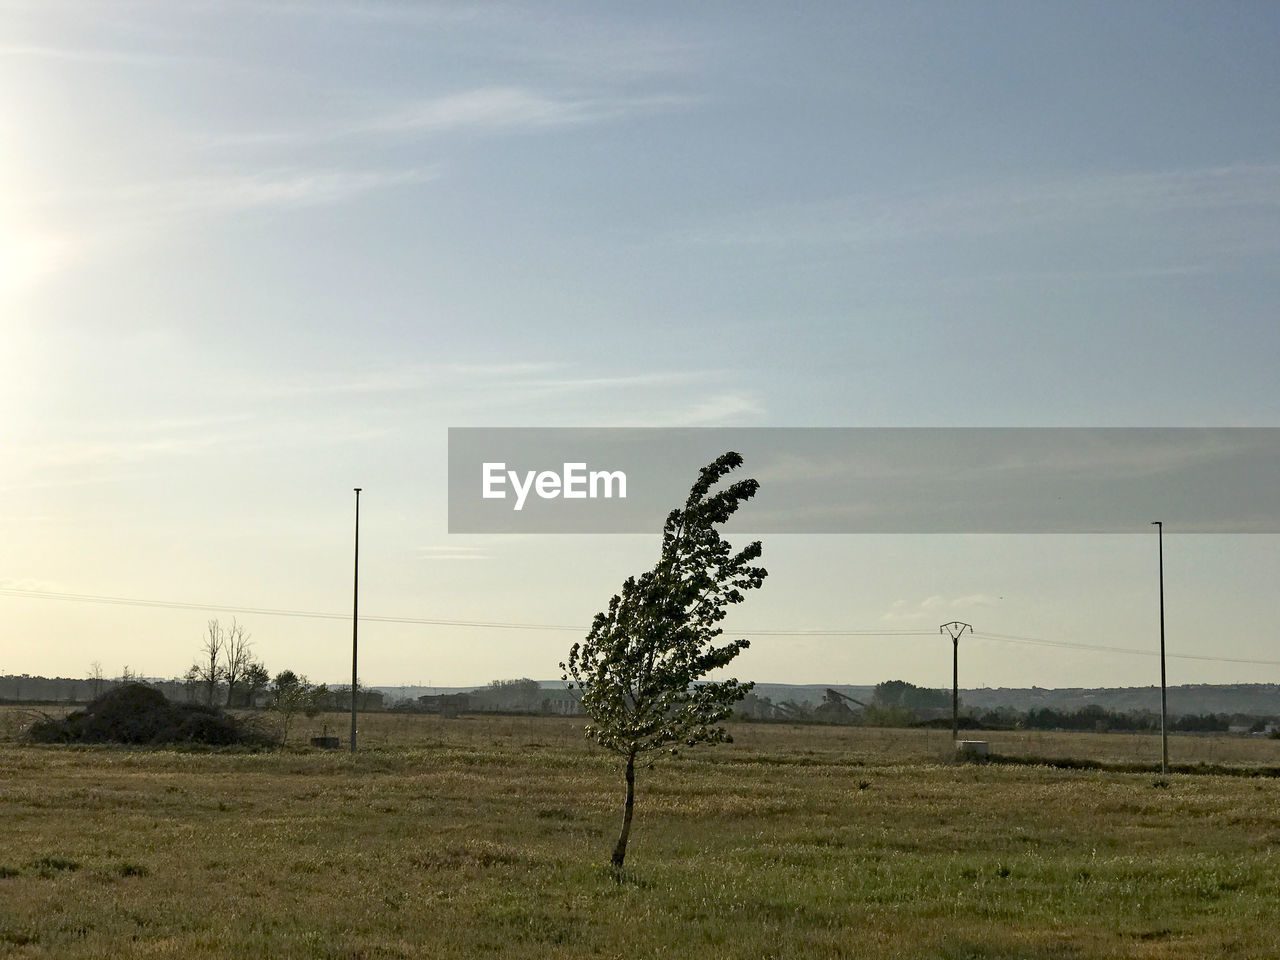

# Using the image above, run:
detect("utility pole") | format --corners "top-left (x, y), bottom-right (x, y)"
top-left (1152, 521), bottom-right (1167, 773)
top-left (940, 621), bottom-right (972, 742)
top-left (351, 488), bottom-right (362, 753)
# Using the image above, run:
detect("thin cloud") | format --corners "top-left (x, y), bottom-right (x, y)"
top-left (459, 367), bottom-right (761, 427)
top-left (952, 594), bottom-right (998, 608)
top-left (247, 363), bottom-right (468, 400)
top-left (0, 43), bottom-right (197, 65)
top-left (152, 362), bottom-right (751, 428)
top-left (5, 167), bottom-right (436, 266)
top-left (679, 164), bottom-right (1280, 252)
top-left (415, 545), bottom-right (494, 562)
top-left (369, 86), bottom-right (623, 134)
top-left (445, 362), bottom-right (562, 378)
top-left (113, 167), bottom-right (437, 220)
top-left (666, 392), bottom-right (763, 427)
top-left (881, 595), bottom-right (948, 623)
top-left (881, 594), bottom-right (1000, 624)
top-left (208, 87), bottom-right (696, 149)
top-left (477, 373), bottom-right (763, 427)
top-left (188, 0), bottom-right (510, 27)
top-left (241, 362), bottom-right (674, 401)
top-left (504, 369), bottom-right (716, 397)
top-left (3, 413), bottom-right (389, 490)
top-left (0, 576), bottom-right (63, 592)
top-left (224, 2), bottom-right (707, 80)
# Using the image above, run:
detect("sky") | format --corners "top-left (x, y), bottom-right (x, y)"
top-left (2, 1), bottom-right (1278, 692)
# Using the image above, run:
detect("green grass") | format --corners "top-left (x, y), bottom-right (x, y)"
top-left (2, 713), bottom-right (1280, 958)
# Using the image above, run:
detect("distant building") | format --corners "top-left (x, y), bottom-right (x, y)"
top-left (414, 685), bottom-right (582, 716)
top-left (417, 693), bottom-right (471, 717)
top-left (541, 691), bottom-right (583, 716)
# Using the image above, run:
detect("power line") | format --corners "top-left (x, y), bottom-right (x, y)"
top-left (972, 630), bottom-right (1280, 667)
top-left (742, 629), bottom-right (936, 636)
top-left (3, 586), bottom-right (1279, 667)
top-left (0, 588), bottom-right (934, 635)
top-left (0, 588), bottom-right (579, 631)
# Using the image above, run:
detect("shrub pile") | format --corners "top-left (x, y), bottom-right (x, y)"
top-left (27, 683), bottom-right (270, 746)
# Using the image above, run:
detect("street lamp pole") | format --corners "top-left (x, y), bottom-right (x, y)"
top-left (1152, 520), bottom-right (1167, 774)
top-left (351, 487), bottom-right (362, 753)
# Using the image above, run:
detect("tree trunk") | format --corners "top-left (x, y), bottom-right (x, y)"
top-left (610, 751), bottom-right (637, 869)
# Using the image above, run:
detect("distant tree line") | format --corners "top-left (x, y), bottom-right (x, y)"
top-left (733, 680), bottom-right (1278, 733)
top-left (1009, 705), bottom-right (1254, 734)
top-left (398, 678), bottom-right (582, 717)
top-left (0, 619), bottom-right (387, 716)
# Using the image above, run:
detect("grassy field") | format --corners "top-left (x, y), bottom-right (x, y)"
top-left (3, 711), bottom-right (1280, 959)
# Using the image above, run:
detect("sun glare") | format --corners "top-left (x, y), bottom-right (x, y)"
top-left (0, 224), bottom-right (73, 296)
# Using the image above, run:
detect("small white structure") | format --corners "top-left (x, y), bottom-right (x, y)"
top-left (955, 740), bottom-right (990, 758)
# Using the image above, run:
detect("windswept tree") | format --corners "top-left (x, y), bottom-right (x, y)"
top-left (562, 451), bottom-right (767, 869)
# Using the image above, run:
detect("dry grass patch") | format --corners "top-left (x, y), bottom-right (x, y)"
top-left (2, 716), bottom-right (1280, 958)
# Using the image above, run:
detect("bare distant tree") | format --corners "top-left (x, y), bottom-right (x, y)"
top-left (195, 619), bottom-right (226, 705)
top-left (182, 666), bottom-right (200, 703)
top-left (221, 619), bottom-right (253, 707)
top-left (88, 661), bottom-right (105, 698)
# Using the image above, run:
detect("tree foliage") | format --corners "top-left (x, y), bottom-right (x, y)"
top-left (562, 451), bottom-right (766, 868)
top-left (270, 670), bottom-right (324, 745)
top-left (872, 679), bottom-right (951, 711)
top-left (241, 661), bottom-right (270, 708)
top-left (481, 678), bottom-right (544, 712)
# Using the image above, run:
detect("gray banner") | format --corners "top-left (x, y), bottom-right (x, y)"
top-left (447, 428), bottom-right (1280, 534)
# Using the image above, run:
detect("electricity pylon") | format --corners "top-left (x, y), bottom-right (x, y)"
top-left (940, 621), bottom-right (972, 742)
